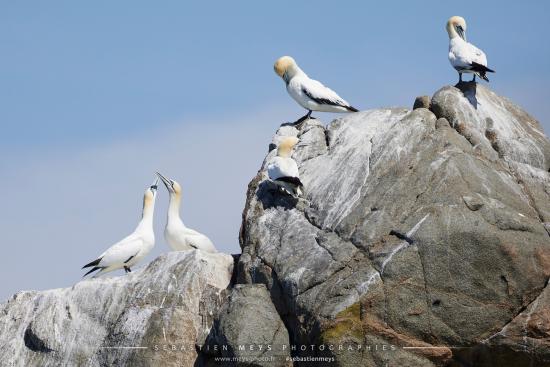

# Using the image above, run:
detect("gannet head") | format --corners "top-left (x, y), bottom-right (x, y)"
top-left (446, 16), bottom-right (467, 41)
top-left (143, 178), bottom-right (159, 207)
top-left (274, 56), bottom-right (299, 83)
top-left (277, 136), bottom-right (299, 158)
top-left (156, 172), bottom-right (182, 197)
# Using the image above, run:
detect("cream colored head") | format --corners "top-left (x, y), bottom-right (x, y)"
top-left (142, 180), bottom-right (158, 212)
top-left (446, 16), bottom-right (467, 40)
top-left (277, 136), bottom-right (299, 158)
top-left (156, 172), bottom-right (181, 198)
top-left (274, 56), bottom-right (299, 83)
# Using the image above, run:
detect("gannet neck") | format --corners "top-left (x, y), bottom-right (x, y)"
top-left (278, 149), bottom-right (292, 158)
top-left (136, 197), bottom-right (155, 232)
top-left (446, 21), bottom-right (458, 39)
top-left (277, 136), bottom-right (299, 158)
top-left (167, 192), bottom-right (185, 226)
top-left (290, 65), bottom-right (307, 79)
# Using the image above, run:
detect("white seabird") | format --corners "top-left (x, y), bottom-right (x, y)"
top-left (274, 56), bottom-right (358, 125)
top-left (156, 172), bottom-right (217, 253)
top-left (82, 179), bottom-right (158, 277)
top-left (267, 136), bottom-right (303, 197)
top-left (447, 16), bottom-right (495, 82)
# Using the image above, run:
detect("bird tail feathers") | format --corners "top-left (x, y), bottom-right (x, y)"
top-left (82, 257), bottom-right (102, 269)
top-left (83, 266), bottom-right (102, 277)
top-left (471, 62), bottom-right (495, 73)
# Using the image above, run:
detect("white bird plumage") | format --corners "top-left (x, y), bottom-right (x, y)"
top-left (446, 16), bottom-right (494, 82)
top-left (274, 56), bottom-right (358, 125)
top-left (82, 179), bottom-right (158, 277)
top-left (156, 172), bottom-right (217, 253)
top-left (267, 136), bottom-right (303, 196)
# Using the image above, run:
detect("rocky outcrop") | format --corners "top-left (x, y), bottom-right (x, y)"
top-left (236, 83), bottom-right (550, 366)
top-left (0, 251), bottom-right (234, 367)
top-left (205, 284), bottom-right (291, 366)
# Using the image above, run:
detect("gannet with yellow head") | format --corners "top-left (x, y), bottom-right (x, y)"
top-left (446, 16), bottom-right (494, 82)
top-left (82, 178), bottom-right (158, 277)
top-left (274, 56), bottom-right (358, 126)
top-left (267, 136), bottom-right (303, 197)
top-left (156, 172), bottom-right (217, 253)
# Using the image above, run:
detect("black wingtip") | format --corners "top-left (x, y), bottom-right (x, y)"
top-left (347, 106), bottom-right (359, 112)
top-left (82, 258), bottom-right (101, 269)
top-left (471, 62), bottom-right (495, 74)
top-left (83, 266), bottom-right (101, 277)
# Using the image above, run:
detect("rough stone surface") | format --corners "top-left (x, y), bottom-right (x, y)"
top-left (238, 83), bottom-right (550, 366)
top-left (205, 284), bottom-right (291, 366)
top-left (0, 251), bottom-right (234, 367)
top-left (414, 95), bottom-right (431, 110)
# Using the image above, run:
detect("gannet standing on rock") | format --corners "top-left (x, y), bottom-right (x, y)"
top-left (267, 136), bottom-right (303, 197)
top-left (446, 16), bottom-right (494, 82)
top-left (82, 179), bottom-right (158, 277)
top-left (156, 172), bottom-right (217, 253)
top-left (274, 56), bottom-right (358, 126)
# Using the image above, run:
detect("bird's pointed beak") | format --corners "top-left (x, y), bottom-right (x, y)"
top-left (283, 72), bottom-right (290, 84)
top-left (155, 172), bottom-right (174, 193)
top-left (456, 26), bottom-right (466, 41)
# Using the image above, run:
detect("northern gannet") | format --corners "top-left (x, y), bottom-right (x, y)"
top-left (82, 179), bottom-right (158, 277)
top-left (447, 16), bottom-right (495, 82)
top-left (156, 172), bottom-right (217, 253)
top-left (267, 136), bottom-right (303, 197)
top-left (274, 56), bottom-right (358, 125)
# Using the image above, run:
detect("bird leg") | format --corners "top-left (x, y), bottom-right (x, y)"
top-left (293, 110), bottom-right (312, 127)
top-left (459, 73), bottom-right (463, 83)
top-left (124, 266), bottom-right (132, 273)
top-left (472, 75), bottom-right (477, 82)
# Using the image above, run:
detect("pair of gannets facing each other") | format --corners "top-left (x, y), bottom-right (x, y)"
top-left (447, 16), bottom-right (494, 83)
top-left (155, 172), bottom-right (217, 253)
top-left (274, 56), bottom-right (359, 126)
top-left (82, 174), bottom-right (217, 277)
top-left (267, 136), bottom-right (303, 197)
top-left (82, 179), bottom-right (159, 277)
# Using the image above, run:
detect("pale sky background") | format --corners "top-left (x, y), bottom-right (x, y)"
top-left (1, 1), bottom-right (549, 301)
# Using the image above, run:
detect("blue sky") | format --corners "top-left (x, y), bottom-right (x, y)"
top-left (1, 1), bottom-right (549, 300)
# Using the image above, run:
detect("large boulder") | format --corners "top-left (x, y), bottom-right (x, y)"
top-left (237, 83), bottom-right (550, 366)
top-left (0, 251), bottom-right (234, 367)
top-left (205, 284), bottom-right (291, 366)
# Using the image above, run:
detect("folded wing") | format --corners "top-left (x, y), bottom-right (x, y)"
top-left (301, 78), bottom-right (358, 112)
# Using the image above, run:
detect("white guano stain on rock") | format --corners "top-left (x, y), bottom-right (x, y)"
top-left (0, 250), bottom-right (233, 367)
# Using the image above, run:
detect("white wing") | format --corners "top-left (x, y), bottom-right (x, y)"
top-left (267, 157), bottom-right (300, 180)
top-left (187, 232), bottom-right (217, 253)
top-left (177, 226), bottom-right (217, 252)
top-left (299, 76), bottom-right (352, 108)
top-left (450, 39), bottom-right (488, 68)
top-left (97, 233), bottom-right (145, 267)
top-left (467, 42), bottom-right (488, 66)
